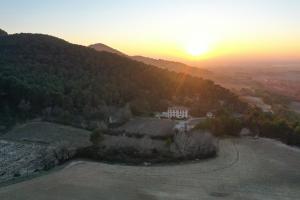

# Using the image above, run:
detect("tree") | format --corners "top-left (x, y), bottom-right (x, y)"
top-left (295, 126), bottom-right (300, 135)
top-left (18, 99), bottom-right (31, 119)
top-left (18, 99), bottom-right (31, 112)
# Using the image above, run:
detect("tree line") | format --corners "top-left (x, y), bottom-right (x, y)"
top-left (194, 107), bottom-right (300, 146)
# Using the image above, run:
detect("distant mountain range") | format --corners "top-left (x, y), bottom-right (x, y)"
top-left (89, 43), bottom-right (212, 77)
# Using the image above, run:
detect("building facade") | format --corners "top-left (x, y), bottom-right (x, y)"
top-left (206, 112), bottom-right (214, 119)
top-left (167, 106), bottom-right (188, 119)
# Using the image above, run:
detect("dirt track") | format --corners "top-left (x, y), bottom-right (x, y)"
top-left (1, 138), bottom-right (300, 200)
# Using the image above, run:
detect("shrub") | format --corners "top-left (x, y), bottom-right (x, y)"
top-left (90, 128), bottom-right (104, 146)
top-left (172, 131), bottom-right (217, 158)
top-left (138, 136), bottom-right (153, 154)
top-left (295, 126), bottom-right (300, 135)
top-left (13, 172), bottom-right (21, 177)
top-left (164, 137), bottom-right (173, 146)
top-left (194, 116), bottom-right (242, 137)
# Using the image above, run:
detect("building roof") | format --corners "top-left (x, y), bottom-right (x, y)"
top-left (168, 106), bottom-right (188, 111)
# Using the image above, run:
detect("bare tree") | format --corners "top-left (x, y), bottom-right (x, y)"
top-left (173, 132), bottom-right (193, 157)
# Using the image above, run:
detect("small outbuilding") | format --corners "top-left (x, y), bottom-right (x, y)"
top-left (206, 112), bottom-right (214, 119)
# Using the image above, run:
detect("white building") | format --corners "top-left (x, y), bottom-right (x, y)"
top-left (167, 106), bottom-right (188, 119)
top-left (206, 112), bottom-right (214, 119)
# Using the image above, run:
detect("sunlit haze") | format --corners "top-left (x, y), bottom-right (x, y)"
top-left (1, 0), bottom-right (300, 66)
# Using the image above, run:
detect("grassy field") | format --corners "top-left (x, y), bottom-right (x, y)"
top-left (115, 117), bottom-right (176, 137)
top-left (1, 138), bottom-right (300, 200)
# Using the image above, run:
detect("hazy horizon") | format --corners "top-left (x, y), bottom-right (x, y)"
top-left (1, 0), bottom-right (300, 67)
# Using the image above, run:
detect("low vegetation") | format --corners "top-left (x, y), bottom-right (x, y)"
top-left (194, 106), bottom-right (300, 147)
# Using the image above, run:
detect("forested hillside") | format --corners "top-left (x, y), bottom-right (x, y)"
top-left (0, 33), bottom-right (246, 128)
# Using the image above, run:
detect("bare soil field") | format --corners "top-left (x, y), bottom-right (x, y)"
top-left (1, 138), bottom-right (300, 200)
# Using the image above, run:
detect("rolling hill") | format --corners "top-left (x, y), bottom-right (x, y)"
top-left (0, 31), bottom-right (246, 128)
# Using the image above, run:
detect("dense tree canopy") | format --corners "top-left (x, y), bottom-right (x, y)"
top-left (0, 29), bottom-right (8, 36)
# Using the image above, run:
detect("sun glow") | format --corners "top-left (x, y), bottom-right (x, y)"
top-left (182, 34), bottom-right (216, 59)
top-left (185, 43), bottom-right (210, 57)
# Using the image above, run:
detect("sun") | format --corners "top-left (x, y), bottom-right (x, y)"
top-left (185, 43), bottom-right (209, 57)
top-left (182, 34), bottom-right (215, 58)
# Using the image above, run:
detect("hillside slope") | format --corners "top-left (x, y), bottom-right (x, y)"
top-left (0, 33), bottom-right (245, 127)
top-left (89, 43), bottom-right (126, 56)
top-left (132, 55), bottom-right (212, 76)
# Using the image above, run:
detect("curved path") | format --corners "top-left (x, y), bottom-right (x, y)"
top-left (1, 138), bottom-right (300, 200)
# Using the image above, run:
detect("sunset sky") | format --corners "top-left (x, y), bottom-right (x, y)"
top-left (1, 0), bottom-right (300, 65)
